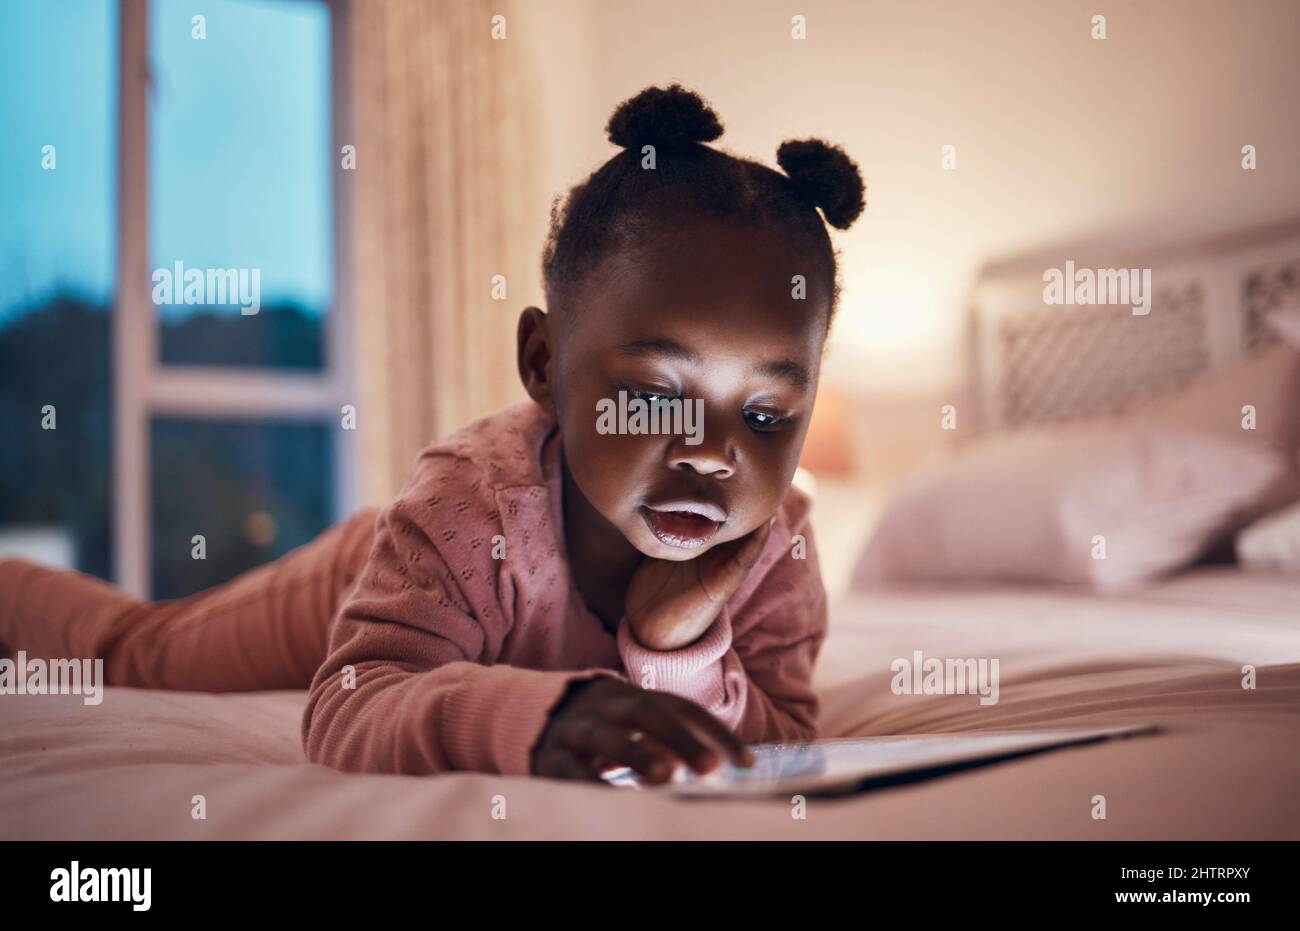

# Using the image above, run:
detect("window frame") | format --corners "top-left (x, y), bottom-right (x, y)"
top-left (113, 0), bottom-right (356, 596)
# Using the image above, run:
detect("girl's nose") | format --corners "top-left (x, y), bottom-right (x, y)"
top-left (666, 429), bottom-right (736, 478)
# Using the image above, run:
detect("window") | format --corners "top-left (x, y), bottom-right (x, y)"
top-left (150, 417), bottom-right (335, 599)
top-left (150, 0), bottom-right (332, 370)
top-left (0, 0), bottom-right (117, 580)
top-left (0, 0), bottom-right (354, 598)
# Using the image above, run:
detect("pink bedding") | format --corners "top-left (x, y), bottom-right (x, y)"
top-left (3, 568), bottom-right (1299, 839)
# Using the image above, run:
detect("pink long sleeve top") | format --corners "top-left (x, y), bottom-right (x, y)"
top-left (301, 400), bottom-right (828, 776)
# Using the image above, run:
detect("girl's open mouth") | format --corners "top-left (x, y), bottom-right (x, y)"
top-left (640, 505), bottom-right (724, 549)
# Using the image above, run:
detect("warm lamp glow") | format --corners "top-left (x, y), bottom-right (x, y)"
top-left (798, 386), bottom-right (857, 477)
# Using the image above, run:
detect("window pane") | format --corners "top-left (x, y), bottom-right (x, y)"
top-left (150, 417), bottom-right (334, 599)
top-left (0, 0), bottom-right (116, 579)
top-left (150, 0), bottom-right (332, 369)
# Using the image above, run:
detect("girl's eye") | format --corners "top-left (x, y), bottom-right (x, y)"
top-left (744, 409), bottom-right (790, 431)
top-left (623, 385), bottom-right (677, 405)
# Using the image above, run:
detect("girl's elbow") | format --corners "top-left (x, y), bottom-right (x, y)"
top-left (300, 682), bottom-right (352, 770)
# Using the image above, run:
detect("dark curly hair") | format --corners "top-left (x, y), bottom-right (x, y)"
top-left (540, 83), bottom-right (866, 329)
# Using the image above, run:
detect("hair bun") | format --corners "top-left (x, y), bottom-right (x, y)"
top-left (776, 139), bottom-right (866, 230)
top-left (606, 84), bottom-right (724, 151)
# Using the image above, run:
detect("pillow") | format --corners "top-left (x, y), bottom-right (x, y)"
top-left (1124, 338), bottom-right (1300, 457)
top-left (1268, 306), bottom-right (1300, 348)
top-left (1237, 498), bottom-right (1300, 573)
top-left (853, 426), bottom-right (1300, 592)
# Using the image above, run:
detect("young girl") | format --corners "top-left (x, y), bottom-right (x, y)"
top-left (0, 84), bottom-right (866, 785)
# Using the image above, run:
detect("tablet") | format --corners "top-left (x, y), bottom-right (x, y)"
top-left (599, 723), bottom-right (1158, 798)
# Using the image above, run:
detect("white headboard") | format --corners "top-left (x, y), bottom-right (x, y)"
top-left (966, 217), bottom-right (1300, 433)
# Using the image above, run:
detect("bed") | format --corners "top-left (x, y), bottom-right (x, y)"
top-left (3, 566), bottom-right (1298, 839)
top-left (4, 220), bottom-right (1300, 840)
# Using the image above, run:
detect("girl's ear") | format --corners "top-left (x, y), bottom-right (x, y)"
top-left (516, 306), bottom-right (556, 411)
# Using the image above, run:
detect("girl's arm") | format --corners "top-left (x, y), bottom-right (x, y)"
top-left (300, 498), bottom-right (624, 777)
top-left (615, 487), bottom-right (828, 744)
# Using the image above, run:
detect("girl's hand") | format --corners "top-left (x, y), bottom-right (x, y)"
top-left (623, 515), bottom-right (774, 651)
top-left (531, 677), bottom-right (756, 782)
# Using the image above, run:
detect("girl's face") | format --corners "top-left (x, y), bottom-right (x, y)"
top-left (519, 218), bottom-right (830, 562)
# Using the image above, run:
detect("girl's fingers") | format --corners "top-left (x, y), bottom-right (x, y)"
top-left (537, 746), bottom-right (602, 782)
top-left (612, 697), bottom-right (732, 774)
top-left (628, 734), bottom-right (685, 783)
top-left (701, 515), bottom-right (775, 598)
top-left (666, 698), bottom-right (756, 769)
top-left (727, 516), bottom-right (775, 570)
top-left (565, 723), bottom-right (682, 784)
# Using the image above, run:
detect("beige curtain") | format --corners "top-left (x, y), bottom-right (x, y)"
top-left (345, 0), bottom-right (540, 504)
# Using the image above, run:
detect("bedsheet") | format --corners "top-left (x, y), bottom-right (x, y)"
top-left (3, 567), bottom-right (1298, 839)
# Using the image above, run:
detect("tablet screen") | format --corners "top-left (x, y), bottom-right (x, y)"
top-left (600, 724), bottom-right (1157, 797)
